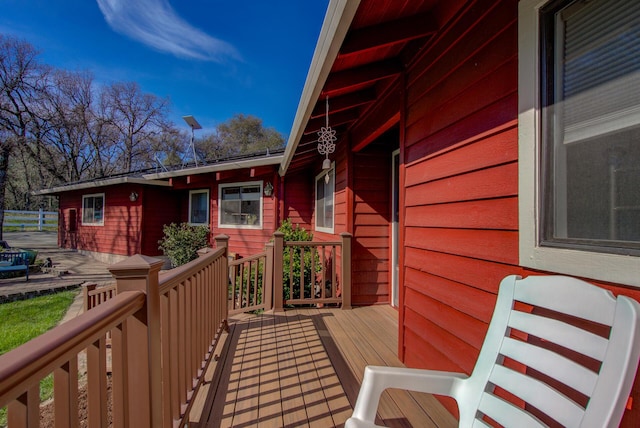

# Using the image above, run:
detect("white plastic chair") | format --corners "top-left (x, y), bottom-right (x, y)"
top-left (346, 275), bottom-right (640, 428)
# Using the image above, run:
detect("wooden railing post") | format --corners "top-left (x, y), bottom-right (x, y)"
top-left (214, 234), bottom-right (230, 257)
top-left (213, 234), bottom-right (230, 321)
top-left (340, 232), bottom-right (352, 310)
top-left (264, 241), bottom-right (274, 311)
top-left (273, 231), bottom-right (284, 312)
top-left (83, 283), bottom-right (97, 312)
top-left (108, 255), bottom-right (164, 428)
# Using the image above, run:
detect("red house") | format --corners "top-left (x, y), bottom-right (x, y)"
top-left (35, 150), bottom-right (284, 264)
top-left (278, 0), bottom-right (640, 424)
top-left (34, 0), bottom-right (640, 423)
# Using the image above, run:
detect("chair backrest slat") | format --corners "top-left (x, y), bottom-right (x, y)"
top-left (488, 364), bottom-right (586, 426)
top-left (513, 275), bottom-right (617, 326)
top-left (507, 311), bottom-right (609, 361)
top-left (500, 336), bottom-right (599, 396)
top-left (477, 391), bottom-right (546, 427)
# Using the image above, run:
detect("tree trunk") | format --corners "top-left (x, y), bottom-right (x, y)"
top-left (0, 145), bottom-right (11, 240)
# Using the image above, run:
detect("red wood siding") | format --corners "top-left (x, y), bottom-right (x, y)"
top-left (141, 187), bottom-right (181, 256)
top-left (394, 0), bottom-right (640, 424)
top-left (399, 0), bottom-right (519, 417)
top-left (282, 171), bottom-right (314, 230)
top-left (352, 144), bottom-right (392, 305)
top-left (59, 185), bottom-right (144, 256)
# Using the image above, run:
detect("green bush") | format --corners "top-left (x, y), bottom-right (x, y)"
top-left (158, 223), bottom-right (210, 268)
top-left (278, 219), bottom-right (320, 302)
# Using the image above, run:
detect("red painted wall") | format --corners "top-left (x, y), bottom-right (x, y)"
top-left (282, 171), bottom-right (314, 230)
top-left (59, 185), bottom-right (145, 256)
top-left (394, 0), bottom-right (640, 424)
top-left (351, 142), bottom-right (393, 305)
top-left (141, 186), bottom-right (181, 256)
top-left (171, 170), bottom-right (281, 258)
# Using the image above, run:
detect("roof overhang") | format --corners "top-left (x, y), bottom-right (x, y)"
top-left (33, 177), bottom-right (171, 196)
top-left (143, 154), bottom-right (284, 180)
top-left (279, 0), bottom-right (361, 176)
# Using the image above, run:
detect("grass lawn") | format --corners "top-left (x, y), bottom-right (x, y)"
top-left (0, 290), bottom-right (78, 425)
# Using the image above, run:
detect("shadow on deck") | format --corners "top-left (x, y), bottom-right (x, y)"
top-left (192, 306), bottom-right (457, 428)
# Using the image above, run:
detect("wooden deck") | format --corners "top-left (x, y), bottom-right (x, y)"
top-left (192, 306), bottom-right (457, 428)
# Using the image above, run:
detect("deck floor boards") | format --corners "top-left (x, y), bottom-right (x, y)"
top-left (196, 306), bottom-right (457, 428)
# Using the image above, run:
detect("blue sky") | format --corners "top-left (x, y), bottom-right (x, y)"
top-left (0, 0), bottom-right (329, 137)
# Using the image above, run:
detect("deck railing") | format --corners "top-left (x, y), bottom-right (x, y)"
top-left (273, 231), bottom-right (352, 310)
top-left (0, 235), bottom-right (230, 427)
top-left (83, 283), bottom-right (117, 311)
top-left (228, 242), bottom-right (274, 315)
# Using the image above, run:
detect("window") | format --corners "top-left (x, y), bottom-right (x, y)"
top-left (315, 166), bottom-right (335, 233)
top-left (82, 193), bottom-right (104, 226)
top-left (189, 189), bottom-right (209, 225)
top-left (218, 182), bottom-right (262, 228)
top-left (519, 0), bottom-right (640, 286)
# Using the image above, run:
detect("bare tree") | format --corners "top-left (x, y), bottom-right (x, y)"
top-left (29, 69), bottom-right (98, 183)
top-left (0, 35), bottom-right (48, 238)
top-left (102, 81), bottom-right (171, 172)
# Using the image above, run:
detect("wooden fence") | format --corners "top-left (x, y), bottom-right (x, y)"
top-left (273, 231), bottom-right (352, 310)
top-left (3, 209), bottom-right (58, 231)
top-left (81, 231), bottom-right (353, 316)
top-left (0, 235), bottom-right (230, 427)
top-left (228, 242), bottom-right (274, 315)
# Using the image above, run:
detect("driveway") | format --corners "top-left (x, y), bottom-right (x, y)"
top-left (0, 231), bottom-right (114, 300)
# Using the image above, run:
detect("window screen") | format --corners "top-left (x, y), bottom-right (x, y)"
top-left (541, 0), bottom-right (640, 254)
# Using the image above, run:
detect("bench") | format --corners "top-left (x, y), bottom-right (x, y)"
top-left (0, 252), bottom-right (29, 281)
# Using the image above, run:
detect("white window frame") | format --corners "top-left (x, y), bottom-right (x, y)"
top-left (188, 189), bottom-right (210, 226)
top-left (81, 193), bottom-right (105, 226)
top-left (518, 0), bottom-right (640, 287)
top-left (315, 165), bottom-right (335, 234)
top-left (218, 181), bottom-right (263, 230)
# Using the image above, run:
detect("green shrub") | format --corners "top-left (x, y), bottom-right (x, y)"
top-left (158, 223), bottom-right (210, 268)
top-left (278, 219), bottom-right (320, 302)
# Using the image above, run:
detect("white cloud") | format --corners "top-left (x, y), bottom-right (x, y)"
top-left (96, 0), bottom-right (239, 62)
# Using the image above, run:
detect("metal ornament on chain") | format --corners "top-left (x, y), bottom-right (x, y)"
top-left (317, 96), bottom-right (336, 170)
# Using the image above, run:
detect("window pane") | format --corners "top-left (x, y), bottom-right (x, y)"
top-left (220, 184), bottom-right (262, 226)
top-left (315, 170), bottom-right (334, 230)
top-left (94, 197), bottom-right (103, 222)
top-left (190, 192), bottom-right (208, 224)
top-left (221, 200), bottom-right (241, 224)
top-left (82, 195), bottom-right (104, 224)
top-left (542, 0), bottom-right (640, 251)
top-left (241, 186), bottom-right (260, 200)
top-left (324, 173), bottom-right (334, 228)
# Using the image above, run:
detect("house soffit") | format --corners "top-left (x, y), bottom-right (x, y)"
top-left (284, 0), bottom-right (439, 175)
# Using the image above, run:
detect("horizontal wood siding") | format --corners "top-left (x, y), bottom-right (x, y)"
top-left (141, 187), bottom-right (181, 256)
top-left (400, 0), bottom-right (519, 416)
top-left (282, 171), bottom-right (314, 230)
top-left (59, 186), bottom-right (144, 256)
top-left (352, 145), bottom-right (391, 305)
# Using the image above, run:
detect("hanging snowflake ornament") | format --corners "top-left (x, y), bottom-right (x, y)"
top-left (317, 126), bottom-right (337, 156)
top-left (317, 96), bottom-right (336, 170)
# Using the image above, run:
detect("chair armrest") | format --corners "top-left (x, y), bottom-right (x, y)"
top-left (345, 365), bottom-right (468, 427)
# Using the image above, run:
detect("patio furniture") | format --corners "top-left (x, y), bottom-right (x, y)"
top-left (346, 275), bottom-right (640, 428)
top-left (0, 251), bottom-right (29, 281)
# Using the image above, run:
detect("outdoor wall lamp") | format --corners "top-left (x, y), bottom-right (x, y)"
top-left (129, 191), bottom-right (139, 202)
top-left (263, 182), bottom-right (274, 197)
